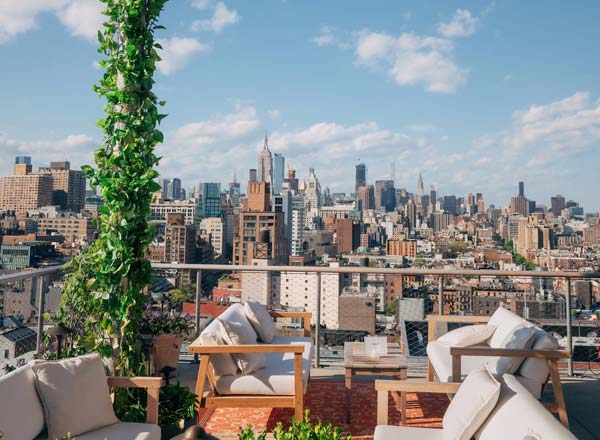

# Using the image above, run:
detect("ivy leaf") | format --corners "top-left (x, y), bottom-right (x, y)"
top-left (126, 44), bottom-right (136, 55)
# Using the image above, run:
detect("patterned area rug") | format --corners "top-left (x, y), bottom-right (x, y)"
top-left (199, 380), bottom-right (448, 438)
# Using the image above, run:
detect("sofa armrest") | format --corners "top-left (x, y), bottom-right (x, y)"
top-left (270, 311), bottom-right (312, 337)
top-left (427, 314), bottom-right (491, 342)
top-left (189, 344), bottom-right (305, 354)
top-left (107, 376), bottom-right (162, 425)
top-left (449, 347), bottom-right (570, 382)
top-left (375, 380), bottom-right (460, 425)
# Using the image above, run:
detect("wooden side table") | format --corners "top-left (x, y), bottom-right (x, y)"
top-left (344, 342), bottom-right (408, 424)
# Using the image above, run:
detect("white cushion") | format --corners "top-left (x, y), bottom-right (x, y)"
top-left (214, 336), bottom-right (313, 395)
top-left (443, 366), bottom-right (501, 440)
top-left (375, 425), bottom-right (444, 440)
top-left (244, 300), bottom-right (277, 343)
top-left (518, 327), bottom-right (559, 389)
top-left (475, 374), bottom-right (577, 440)
top-left (219, 318), bottom-right (266, 375)
top-left (196, 319), bottom-right (239, 377)
top-left (31, 353), bottom-right (119, 440)
top-left (35, 422), bottom-right (161, 440)
top-left (491, 326), bottom-right (537, 375)
top-left (487, 307), bottom-right (527, 348)
top-left (0, 365), bottom-right (46, 440)
top-left (437, 325), bottom-right (496, 347)
top-left (427, 340), bottom-right (501, 382)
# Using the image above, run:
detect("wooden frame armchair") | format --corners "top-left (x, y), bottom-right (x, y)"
top-left (426, 314), bottom-right (571, 428)
top-left (107, 376), bottom-right (163, 424)
top-left (189, 310), bottom-right (312, 421)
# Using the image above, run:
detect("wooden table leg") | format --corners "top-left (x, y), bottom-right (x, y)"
top-left (398, 371), bottom-right (407, 425)
top-left (345, 368), bottom-right (352, 423)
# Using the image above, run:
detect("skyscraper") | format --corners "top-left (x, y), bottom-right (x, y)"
top-left (200, 182), bottom-right (221, 218)
top-left (38, 161), bottom-right (86, 212)
top-left (355, 163), bottom-right (366, 194)
top-left (375, 180), bottom-right (395, 211)
top-left (519, 181), bottom-right (525, 197)
top-left (356, 185), bottom-right (375, 211)
top-left (416, 172), bottom-right (424, 197)
top-left (0, 156), bottom-right (53, 214)
top-left (228, 170), bottom-right (241, 207)
top-left (273, 153), bottom-right (285, 195)
top-left (551, 195), bottom-right (566, 216)
top-left (257, 135), bottom-right (273, 191)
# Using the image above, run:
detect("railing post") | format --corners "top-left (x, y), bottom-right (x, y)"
top-left (315, 271), bottom-right (321, 368)
top-left (565, 278), bottom-right (573, 377)
top-left (194, 270), bottom-right (202, 364)
top-left (438, 276), bottom-right (443, 315)
top-left (36, 276), bottom-right (46, 354)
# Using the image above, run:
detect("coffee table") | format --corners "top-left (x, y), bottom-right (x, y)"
top-left (344, 341), bottom-right (407, 423)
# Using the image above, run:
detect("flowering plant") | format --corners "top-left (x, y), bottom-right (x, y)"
top-left (139, 308), bottom-right (194, 338)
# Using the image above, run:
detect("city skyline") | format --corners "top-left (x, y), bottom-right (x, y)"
top-left (1, 1), bottom-right (599, 209)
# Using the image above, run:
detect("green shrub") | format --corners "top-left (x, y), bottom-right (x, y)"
top-left (238, 411), bottom-right (350, 440)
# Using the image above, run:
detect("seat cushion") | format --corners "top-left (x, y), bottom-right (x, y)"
top-left (475, 374), bottom-right (577, 440)
top-left (219, 318), bottom-right (266, 375)
top-left (374, 425), bottom-right (444, 440)
top-left (491, 326), bottom-right (537, 375)
top-left (31, 353), bottom-right (119, 440)
top-left (244, 300), bottom-right (277, 343)
top-left (427, 340), bottom-right (500, 382)
top-left (196, 317), bottom-right (239, 377)
top-left (36, 422), bottom-right (161, 440)
top-left (437, 325), bottom-right (496, 347)
top-left (0, 365), bottom-right (46, 440)
top-left (214, 336), bottom-right (313, 395)
top-left (443, 366), bottom-right (501, 440)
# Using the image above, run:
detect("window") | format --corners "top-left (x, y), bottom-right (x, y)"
top-left (4, 349), bottom-right (8, 359)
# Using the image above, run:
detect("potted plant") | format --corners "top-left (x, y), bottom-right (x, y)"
top-left (139, 304), bottom-right (194, 375)
top-left (238, 411), bottom-right (351, 440)
top-left (159, 383), bottom-right (199, 439)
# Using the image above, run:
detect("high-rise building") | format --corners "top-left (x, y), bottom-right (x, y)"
top-left (284, 169), bottom-right (299, 192)
top-left (511, 195), bottom-right (530, 216)
top-left (257, 135), bottom-right (273, 191)
top-left (442, 195), bottom-right (457, 215)
top-left (302, 168), bottom-right (321, 211)
top-left (416, 172), bottom-right (424, 197)
top-left (38, 161), bottom-right (86, 212)
top-left (0, 157), bottom-right (53, 214)
top-left (375, 180), bottom-right (395, 211)
top-left (228, 170), bottom-right (241, 207)
top-left (200, 182), bottom-right (221, 218)
top-left (273, 153), bottom-right (285, 195)
top-left (336, 218), bottom-right (360, 253)
top-left (386, 239), bottom-right (417, 257)
top-left (164, 213), bottom-right (196, 263)
top-left (355, 163), bottom-right (366, 194)
top-left (200, 217), bottom-right (224, 256)
top-left (518, 181), bottom-right (525, 198)
top-left (404, 200), bottom-right (417, 229)
top-left (247, 181), bottom-right (271, 212)
top-left (551, 195), bottom-right (566, 216)
top-left (248, 169), bottom-right (257, 183)
top-left (290, 195), bottom-right (305, 257)
top-left (432, 211), bottom-right (453, 233)
top-left (356, 185), bottom-right (375, 211)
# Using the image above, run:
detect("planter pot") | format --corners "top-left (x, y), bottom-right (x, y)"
top-left (151, 334), bottom-right (182, 376)
top-left (160, 416), bottom-right (196, 440)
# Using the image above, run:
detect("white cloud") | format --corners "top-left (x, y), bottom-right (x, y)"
top-left (191, 1), bottom-right (239, 33)
top-left (0, 132), bottom-right (96, 177)
top-left (355, 31), bottom-right (467, 93)
top-left (0, 0), bottom-right (66, 43)
top-left (312, 25), bottom-right (351, 49)
top-left (56, 0), bottom-right (104, 42)
top-left (191, 0), bottom-right (214, 10)
top-left (267, 109), bottom-right (281, 119)
top-left (437, 9), bottom-right (478, 38)
top-left (156, 37), bottom-right (211, 76)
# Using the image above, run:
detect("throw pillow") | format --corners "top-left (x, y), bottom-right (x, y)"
top-left (219, 318), bottom-right (267, 374)
top-left (437, 324), bottom-right (496, 347)
top-left (31, 353), bottom-right (119, 440)
top-left (443, 366), bottom-right (501, 440)
top-left (244, 300), bottom-right (277, 343)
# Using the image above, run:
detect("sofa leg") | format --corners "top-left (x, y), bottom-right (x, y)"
top-left (548, 360), bottom-right (569, 429)
top-left (195, 355), bottom-right (211, 422)
top-left (427, 360), bottom-right (434, 382)
top-left (294, 352), bottom-right (304, 421)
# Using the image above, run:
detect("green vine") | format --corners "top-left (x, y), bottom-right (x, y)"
top-left (56, 0), bottom-right (168, 376)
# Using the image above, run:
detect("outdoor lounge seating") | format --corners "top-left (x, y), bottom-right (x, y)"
top-left (426, 306), bottom-right (570, 426)
top-left (374, 371), bottom-right (577, 440)
top-left (0, 353), bottom-right (162, 440)
top-left (189, 302), bottom-right (312, 420)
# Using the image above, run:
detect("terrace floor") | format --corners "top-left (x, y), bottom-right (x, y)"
top-left (174, 357), bottom-right (600, 440)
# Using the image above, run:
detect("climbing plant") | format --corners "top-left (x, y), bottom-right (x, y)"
top-left (56, 0), bottom-right (168, 376)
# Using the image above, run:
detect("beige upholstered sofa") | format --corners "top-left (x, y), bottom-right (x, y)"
top-left (374, 371), bottom-right (577, 440)
top-left (189, 302), bottom-right (313, 420)
top-left (0, 355), bottom-right (161, 440)
top-left (426, 306), bottom-right (570, 426)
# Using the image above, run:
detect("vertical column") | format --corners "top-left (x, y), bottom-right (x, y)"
top-left (314, 271), bottom-right (321, 368)
top-left (565, 278), bottom-right (573, 377)
top-left (36, 276), bottom-right (46, 353)
top-left (194, 270), bottom-right (202, 364)
top-left (438, 276), bottom-right (443, 315)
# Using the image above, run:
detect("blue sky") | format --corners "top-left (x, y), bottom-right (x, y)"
top-left (1, 0), bottom-right (599, 211)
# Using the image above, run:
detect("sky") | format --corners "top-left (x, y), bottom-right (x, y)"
top-left (1, 0), bottom-right (599, 211)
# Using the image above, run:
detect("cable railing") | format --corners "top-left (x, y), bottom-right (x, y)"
top-left (1, 263), bottom-right (599, 376)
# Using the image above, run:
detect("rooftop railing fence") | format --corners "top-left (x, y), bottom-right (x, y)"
top-left (1, 263), bottom-right (599, 376)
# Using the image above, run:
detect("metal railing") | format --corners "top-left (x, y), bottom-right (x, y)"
top-left (2, 263), bottom-right (599, 376)
top-left (151, 263), bottom-right (600, 376)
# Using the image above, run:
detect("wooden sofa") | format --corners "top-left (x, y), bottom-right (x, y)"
top-left (189, 304), bottom-right (312, 420)
top-left (426, 307), bottom-right (571, 427)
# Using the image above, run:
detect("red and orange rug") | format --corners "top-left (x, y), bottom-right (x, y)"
top-left (199, 380), bottom-right (448, 438)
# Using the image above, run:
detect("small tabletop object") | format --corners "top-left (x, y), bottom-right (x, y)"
top-left (343, 341), bottom-right (408, 424)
